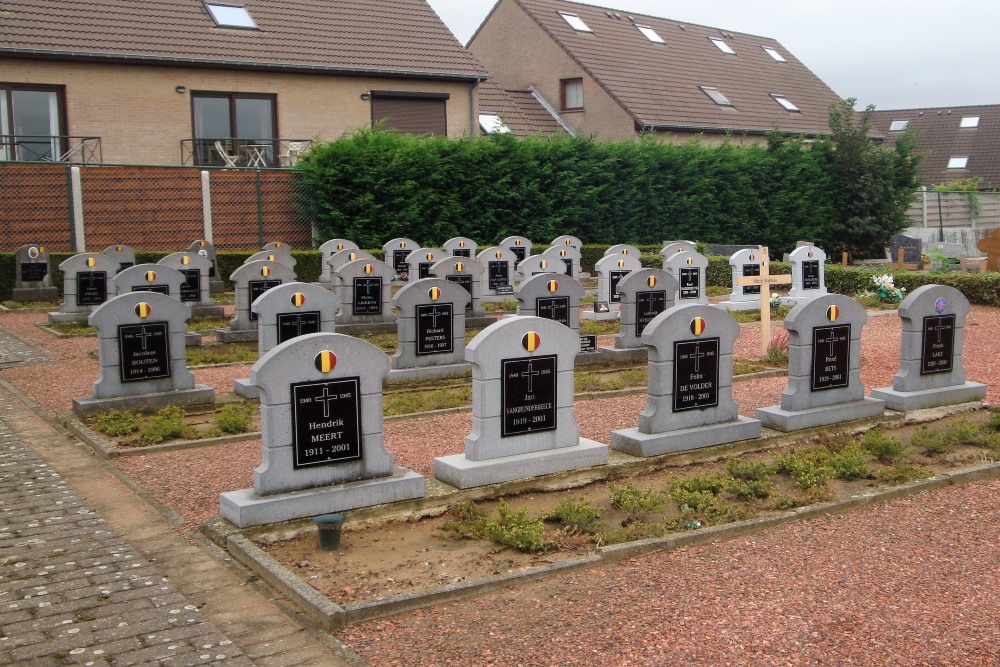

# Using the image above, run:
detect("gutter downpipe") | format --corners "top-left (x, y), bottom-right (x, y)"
top-left (470, 77), bottom-right (481, 136)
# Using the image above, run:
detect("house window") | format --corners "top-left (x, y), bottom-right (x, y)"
top-left (0, 84), bottom-right (66, 161)
top-left (192, 92), bottom-right (276, 166)
top-left (763, 47), bottom-right (786, 62)
top-left (710, 38), bottom-right (736, 54)
top-left (205, 3), bottom-right (257, 29)
top-left (558, 12), bottom-right (592, 32)
top-left (636, 25), bottom-right (665, 44)
top-left (960, 116), bottom-right (980, 128)
top-left (889, 120), bottom-right (909, 132)
top-left (561, 78), bottom-right (584, 111)
top-left (700, 86), bottom-right (733, 107)
top-left (947, 156), bottom-right (969, 169)
top-left (479, 114), bottom-right (512, 135)
top-left (771, 94), bottom-right (800, 112)
top-left (370, 91), bottom-right (449, 136)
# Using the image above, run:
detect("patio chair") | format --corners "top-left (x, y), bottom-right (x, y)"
top-left (214, 140), bottom-right (240, 167)
top-left (279, 141), bottom-right (304, 167)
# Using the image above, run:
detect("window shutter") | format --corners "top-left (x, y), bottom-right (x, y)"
top-left (371, 94), bottom-right (448, 135)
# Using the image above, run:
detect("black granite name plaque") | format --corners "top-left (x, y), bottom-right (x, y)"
top-left (579, 335), bottom-right (597, 353)
top-left (353, 277), bottom-right (383, 315)
top-left (248, 279), bottom-right (281, 320)
top-left (19, 262), bottom-right (48, 283)
top-left (416, 303), bottom-right (454, 355)
top-left (562, 258), bottom-right (574, 277)
top-left (741, 264), bottom-right (761, 295)
top-left (488, 261), bottom-right (510, 291)
top-left (179, 269), bottom-right (201, 302)
top-left (392, 250), bottom-right (410, 276)
top-left (291, 377), bottom-right (362, 468)
top-left (536, 296), bottom-right (570, 326)
top-left (673, 338), bottom-right (719, 412)
top-left (76, 271), bottom-right (108, 306)
top-left (921, 315), bottom-right (955, 375)
top-left (277, 311), bottom-right (321, 345)
top-left (811, 324), bottom-right (851, 390)
top-left (418, 262), bottom-right (433, 280)
top-left (118, 322), bottom-right (170, 383)
top-left (510, 246), bottom-right (527, 263)
top-left (802, 260), bottom-right (821, 290)
top-left (208, 259), bottom-right (217, 278)
top-left (609, 270), bottom-right (629, 304)
top-left (635, 290), bottom-right (667, 337)
top-left (132, 285), bottom-right (170, 295)
top-left (446, 274), bottom-right (473, 310)
top-left (679, 267), bottom-right (700, 300)
top-left (502, 355), bottom-right (557, 437)
top-left (452, 249), bottom-right (472, 258)
top-left (118, 262), bottom-right (134, 273)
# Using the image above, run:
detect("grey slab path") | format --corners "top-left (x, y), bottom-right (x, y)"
top-left (0, 325), bottom-right (49, 369)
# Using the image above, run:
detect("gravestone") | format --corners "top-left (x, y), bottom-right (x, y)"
top-left (262, 241), bottom-right (292, 255)
top-left (542, 244), bottom-right (582, 278)
top-left (516, 254), bottom-right (567, 282)
top-left (926, 241), bottom-right (964, 270)
top-left (103, 244), bottom-right (136, 273)
top-left (219, 259), bottom-right (297, 341)
top-left (613, 269), bottom-right (678, 350)
top-left (334, 258), bottom-right (395, 325)
top-left (219, 332), bottom-right (424, 527)
top-left (516, 274), bottom-right (585, 333)
top-left (887, 234), bottom-right (923, 270)
top-left (706, 244), bottom-right (755, 257)
top-left (871, 285), bottom-right (987, 410)
top-left (477, 246), bottom-right (517, 299)
top-left (49, 253), bottom-right (119, 323)
top-left (246, 249), bottom-right (296, 271)
top-left (430, 256), bottom-right (487, 318)
top-left (976, 228), bottom-right (1000, 272)
top-left (113, 265), bottom-right (191, 336)
top-left (233, 282), bottom-right (341, 399)
top-left (186, 240), bottom-right (224, 293)
top-left (605, 244), bottom-right (641, 258)
top-left (12, 244), bottom-right (58, 302)
top-left (382, 238), bottom-right (420, 278)
top-left (733, 247), bottom-right (791, 356)
top-left (717, 248), bottom-right (767, 312)
top-left (433, 317), bottom-right (608, 489)
top-left (787, 245), bottom-right (828, 302)
top-left (660, 241), bottom-right (696, 263)
top-left (663, 250), bottom-right (708, 305)
top-left (586, 253), bottom-right (642, 320)
top-left (328, 249), bottom-right (374, 281)
top-left (551, 235), bottom-right (582, 249)
top-left (500, 235), bottom-right (532, 264)
top-left (318, 239), bottom-right (360, 283)
top-left (611, 304), bottom-right (761, 456)
top-left (390, 278), bottom-right (470, 378)
top-left (444, 237), bottom-right (478, 258)
top-left (71, 292), bottom-right (214, 417)
top-left (405, 248), bottom-right (447, 281)
top-left (756, 294), bottom-right (884, 431)
top-left (157, 252), bottom-right (224, 318)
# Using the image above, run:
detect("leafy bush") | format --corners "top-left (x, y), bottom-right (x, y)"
top-left (482, 500), bottom-right (550, 553)
top-left (608, 480), bottom-right (667, 520)
top-left (987, 413), bottom-right (1000, 432)
top-left (773, 449), bottom-right (831, 490)
top-left (139, 405), bottom-right (196, 443)
top-left (215, 402), bottom-right (255, 434)
top-left (875, 462), bottom-right (931, 486)
top-left (862, 429), bottom-right (906, 462)
top-left (726, 458), bottom-right (773, 481)
top-left (92, 409), bottom-right (142, 437)
top-left (942, 419), bottom-right (982, 446)
top-left (440, 501), bottom-right (487, 540)
top-left (724, 478), bottom-right (773, 501)
top-left (596, 521), bottom-right (668, 545)
top-left (544, 497), bottom-right (605, 534)
top-left (828, 442), bottom-right (869, 480)
top-left (910, 425), bottom-right (950, 455)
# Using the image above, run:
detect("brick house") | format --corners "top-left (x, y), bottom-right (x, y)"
top-left (0, 0), bottom-right (487, 166)
top-left (468, 0), bottom-right (846, 143)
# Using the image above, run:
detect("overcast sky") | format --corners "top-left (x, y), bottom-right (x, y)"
top-left (426, 0), bottom-right (998, 110)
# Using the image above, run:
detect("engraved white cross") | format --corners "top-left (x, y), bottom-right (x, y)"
top-left (136, 326), bottom-right (152, 351)
top-left (927, 318), bottom-right (949, 345)
top-left (691, 344), bottom-right (707, 373)
top-left (521, 363), bottom-right (541, 393)
top-left (316, 385), bottom-right (338, 419)
top-left (817, 328), bottom-right (839, 357)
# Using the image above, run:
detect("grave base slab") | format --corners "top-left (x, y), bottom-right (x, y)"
top-left (581, 310), bottom-right (619, 321)
top-left (714, 300), bottom-right (761, 312)
top-left (189, 304), bottom-right (226, 319)
top-left (433, 438), bottom-right (608, 489)
top-left (209, 279), bottom-right (226, 294)
top-left (215, 327), bottom-right (258, 343)
top-left (610, 416), bottom-right (762, 457)
top-left (47, 311), bottom-right (91, 324)
top-left (233, 377), bottom-right (258, 400)
top-left (184, 332), bottom-right (202, 347)
top-left (12, 287), bottom-right (59, 302)
top-left (598, 346), bottom-right (648, 362)
top-left (870, 382), bottom-right (987, 412)
top-left (218, 467), bottom-right (425, 528)
top-left (387, 362), bottom-right (471, 384)
top-left (755, 397), bottom-right (885, 432)
top-left (72, 384), bottom-right (215, 418)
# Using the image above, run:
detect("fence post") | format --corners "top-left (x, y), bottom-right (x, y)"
top-left (201, 170), bottom-right (214, 243)
top-left (256, 170), bottom-right (264, 249)
top-left (920, 186), bottom-right (928, 228)
top-left (68, 166), bottom-right (86, 251)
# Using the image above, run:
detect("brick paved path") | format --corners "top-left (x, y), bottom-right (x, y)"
top-left (0, 325), bottom-right (48, 369)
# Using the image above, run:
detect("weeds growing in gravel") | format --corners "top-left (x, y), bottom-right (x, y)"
top-left (827, 441), bottom-right (870, 480)
top-left (139, 405), bottom-right (196, 443)
top-left (862, 429), bottom-right (906, 462)
top-left (92, 409), bottom-right (142, 437)
top-left (215, 402), bottom-right (255, 434)
top-left (726, 458), bottom-right (773, 482)
top-left (544, 497), bottom-right (605, 534)
top-left (609, 480), bottom-right (667, 523)
top-left (773, 449), bottom-right (832, 490)
top-left (482, 500), bottom-right (550, 553)
top-left (875, 462), bottom-right (931, 486)
top-left (910, 425), bottom-right (951, 455)
top-left (596, 521), bottom-right (668, 546)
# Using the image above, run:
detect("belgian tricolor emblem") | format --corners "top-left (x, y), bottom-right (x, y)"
top-left (647, 275), bottom-right (658, 288)
top-left (515, 239), bottom-right (522, 246)
top-left (260, 266), bottom-right (271, 277)
top-left (686, 257), bottom-right (694, 265)
top-left (291, 292), bottom-right (306, 307)
top-left (495, 251), bottom-right (503, 260)
top-left (426, 253), bottom-right (434, 261)
top-left (690, 317), bottom-right (707, 336)
top-left (622, 248), bottom-right (630, 254)
top-left (134, 302), bottom-right (152, 318)
top-left (199, 241), bottom-right (207, 247)
top-left (400, 241), bottom-right (407, 249)
top-left (337, 243), bottom-right (345, 251)
top-left (181, 255), bottom-right (191, 265)
top-left (547, 279), bottom-right (559, 293)
top-left (617, 260), bottom-right (626, 269)
top-left (144, 271), bottom-right (157, 282)
top-left (428, 287), bottom-right (441, 301)
top-left (363, 263), bottom-right (374, 274)
top-left (827, 305), bottom-right (840, 322)
top-left (86, 257), bottom-right (96, 267)
top-left (565, 239), bottom-right (572, 245)
top-left (456, 262), bottom-right (465, 272)
top-left (267, 254), bottom-right (277, 262)
top-left (116, 245), bottom-right (124, 252)
top-left (349, 252), bottom-right (358, 261)
top-left (275, 243), bottom-right (283, 248)
top-left (459, 240), bottom-right (466, 248)
top-left (540, 260), bottom-right (549, 270)
top-left (314, 351), bottom-right (337, 373)
top-left (560, 250), bottom-right (568, 258)
top-left (522, 331), bottom-right (541, 352)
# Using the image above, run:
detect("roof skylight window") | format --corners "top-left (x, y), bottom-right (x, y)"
top-left (889, 120), bottom-right (909, 132)
top-left (960, 116), bottom-right (980, 128)
top-left (700, 86), bottom-right (733, 107)
top-left (205, 3), bottom-right (257, 29)
top-left (947, 156), bottom-right (969, 169)
top-left (479, 114), bottom-right (512, 135)
top-left (771, 94), bottom-right (800, 112)
top-left (763, 47), bottom-right (786, 62)
top-left (710, 38), bottom-right (736, 54)
top-left (559, 12), bottom-right (592, 32)
top-left (636, 25), bottom-right (665, 43)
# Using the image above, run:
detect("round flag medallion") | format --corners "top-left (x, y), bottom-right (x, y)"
top-left (144, 270), bottom-right (157, 282)
top-left (749, 254), bottom-right (756, 262)
top-left (690, 317), bottom-right (706, 336)
top-left (134, 302), bottom-right (152, 318)
top-left (540, 260), bottom-right (549, 270)
top-left (495, 251), bottom-right (503, 260)
top-left (686, 257), bottom-right (694, 266)
top-left (547, 279), bottom-right (559, 293)
top-left (426, 252), bottom-right (434, 261)
top-left (622, 248), bottom-right (630, 254)
top-left (116, 245), bottom-right (123, 252)
top-left (86, 257), bottom-right (96, 267)
top-left (28, 246), bottom-right (39, 259)
top-left (337, 243), bottom-right (345, 251)
top-left (363, 263), bottom-right (373, 274)
top-left (199, 241), bottom-right (207, 247)
top-left (459, 240), bottom-right (466, 248)
top-left (515, 239), bottom-right (522, 246)
top-left (267, 254), bottom-right (276, 262)
top-left (935, 297), bottom-right (947, 314)
top-left (275, 243), bottom-right (282, 248)
top-left (291, 292), bottom-right (306, 307)
top-left (647, 275), bottom-right (657, 288)
top-left (260, 266), bottom-right (271, 277)
top-left (400, 242), bottom-right (407, 249)
top-left (349, 252), bottom-right (358, 261)
top-left (617, 260), bottom-right (626, 268)
top-left (522, 331), bottom-right (541, 352)
top-left (560, 250), bottom-right (568, 258)
top-left (314, 351), bottom-right (337, 373)
top-left (456, 262), bottom-right (464, 272)
top-left (565, 239), bottom-right (572, 245)
top-left (181, 255), bottom-right (191, 265)
top-left (428, 287), bottom-right (441, 301)
top-left (827, 305), bottom-right (840, 322)
top-left (808, 251), bottom-right (815, 258)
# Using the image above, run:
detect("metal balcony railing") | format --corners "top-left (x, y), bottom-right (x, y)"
top-left (180, 138), bottom-right (313, 168)
top-left (0, 135), bottom-right (103, 163)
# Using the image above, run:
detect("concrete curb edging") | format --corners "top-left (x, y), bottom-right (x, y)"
top-left (61, 414), bottom-right (261, 458)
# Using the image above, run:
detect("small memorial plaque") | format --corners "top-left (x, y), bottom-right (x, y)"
top-left (921, 315), bottom-right (955, 375)
top-left (445, 275), bottom-right (473, 310)
top-left (635, 290), bottom-right (667, 337)
top-left (208, 259), bottom-right (217, 278)
top-left (132, 285), bottom-right (170, 295)
top-left (76, 271), bottom-right (108, 306)
top-left (609, 270), bottom-right (629, 304)
top-left (811, 324), bottom-right (851, 390)
top-left (392, 250), bottom-right (410, 276)
top-left (673, 338), bottom-right (720, 412)
top-left (416, 303), bottom-right (454, 355)
top-left (118, 262), bottom-right (134, 272)
top-left (453, 249), bottom-right (472, 258)
top-left (353, 277), bottom-right (382, 315)
top-left (118, 322), bottom-right (171, 383)
top-left (741, 263), bottom-right (761, 295)
top-left (418, 262), bottom-right (433, 280)
top-left (495, 284), bottom-right (514, 295)
top-left (579, 335), bottom-right (597, 353)
top-left (488, 261), bottom-right (510, 291)
top-left (20, 262), bottom-right (48, 283)
top-left (179, 269), bottom-right (201, 302)
top-left (291, 377), bottom-right (362, 468)
top-left (562, 258), bottom-right (574, 277)
top-left (679, 267), bottom-right (700, 300)
top-left (501, 355), bottom-right (557, 437)
top-left (510, 246), bottom-right (527, 263)
top-left (248, 279), bottom-right (281, 320)
top-left (536, 296), bottom-right (570, 326)
top-left (276, 311), bottom-right (321, 345)
top-left (802, 260), bottom-right (821, 290)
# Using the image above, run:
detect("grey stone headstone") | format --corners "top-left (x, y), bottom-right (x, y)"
top-left (660, 241), bottom-right (696, 259)
top-left (515, 273), bottom-right (585, 333)
top-left (476, 246), bottom-right (517, 297)
top-left (318, 239), bottom-right (360, 283)
top-left (113, 263), bottom-right (185, 302)
top-left (262, 241), bottom-right (292, 253)
top-left (443, 237), bottom-right (478, 258)
top-left (663, 250), bottom-right (709, 305)
top-left (516, 254), bottom-right (568, 282)
top-left (328, 248), bottom-right (374, 282)
top-left (500, 235), bottom-right (533, 264)
top-left (756, 294), bottom-right (884, 431)
top-left (228, 260), bottom-right (297, 331)
top-left (613, 269), bottom-right (677, 350)
top-left (605, 244), bottom-right (641, 258)
top-left (334, 258), bottom-right (395, 324)
top-left (433, 316), bottom-right (608, 488)
top-left (888, 234), bottom-right (923, 268)
top-left (787, 245), bottom-right (828, 301)
top-left (926, 242), bottom-right (964, 270)
top-left (551, 235), bottom-right (582, 249)
top-left (382, 237), bottom-right (420, 278)
top-left (186, 239), bottom-right (219, 275)
top-left (430, 255), bottom-right (485, 317)
top-left (391, 278), bottom-right (470, 369)
top-left (405, 248), bottom-right (447, 281)
top-left (246, 249), bottom-right (296, 270)
top-left (157, 252), bottom-right (223, 318)
top-left (55, 253), bottom-right (119, 315)
top-left (13, 244), bottom-right (58, 302)
top-left (541, 244), bottom-right (582, 278)
top-left (871, 285), bottom-right (986, 410)
top-left (103, 244), bottom-right (136, 273)
top-left (593, 253), bottom-right (642, 313)
top-left (727, 248), bottom-right (764, 303)
top-left (611, 303), bottom-right (761, 455)
top-left (706, 244), bottom-right (755, 257)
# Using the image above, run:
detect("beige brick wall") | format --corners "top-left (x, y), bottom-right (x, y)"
top-left (2, 58), bottom-right (478, 164)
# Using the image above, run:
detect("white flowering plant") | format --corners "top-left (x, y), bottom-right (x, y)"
top-left (872, 273), bottom-right (906, 304)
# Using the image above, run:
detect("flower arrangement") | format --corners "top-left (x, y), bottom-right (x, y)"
top-left (872, 274), bottom-right (906, 304)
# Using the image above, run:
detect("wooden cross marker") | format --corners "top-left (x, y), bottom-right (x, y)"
top-left (885, 248), bottom-right (918, 271)
top-left (976, 228), bottom-right (1000, 272)
top-left (734, 246), bottom-right (792, 356)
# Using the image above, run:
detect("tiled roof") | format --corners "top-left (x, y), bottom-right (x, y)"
top-left (478, 81), bottom-right (568, 136)
top-left (0, 0), bottom-right (487, 79)
top-left (507, 0), bottom-right (844, 135)
top-left (870, 105), bottom-right (1000, 188)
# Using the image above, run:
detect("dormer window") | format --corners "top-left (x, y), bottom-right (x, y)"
top-left (763, 46), bottom-right (786, 62)
top-left (559, 12), bottom-right (592, 32)
top-left (948, 156), bottom-right (969, 169)
top-left (205, 3), bottom-right (257, 29)
top-left (889, 120), bottom-right (909, 132)
top-left (710, 38), bottom-right (736, 54)
top-left (479, 114), bottom-right (512, 134)
top-left (771, 94), bottom-right (800, 112)
top-left (636, 25), bottom-right (665, 44)
top-left (960, 116), bottom-right (980, 128)
top-left (700, 86), bottom-right (733, 107)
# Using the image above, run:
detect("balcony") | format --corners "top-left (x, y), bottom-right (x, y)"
top-left (0, 135), bottom-right (103, 163)
top-left (181, 138), bottom-right (313, 168)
